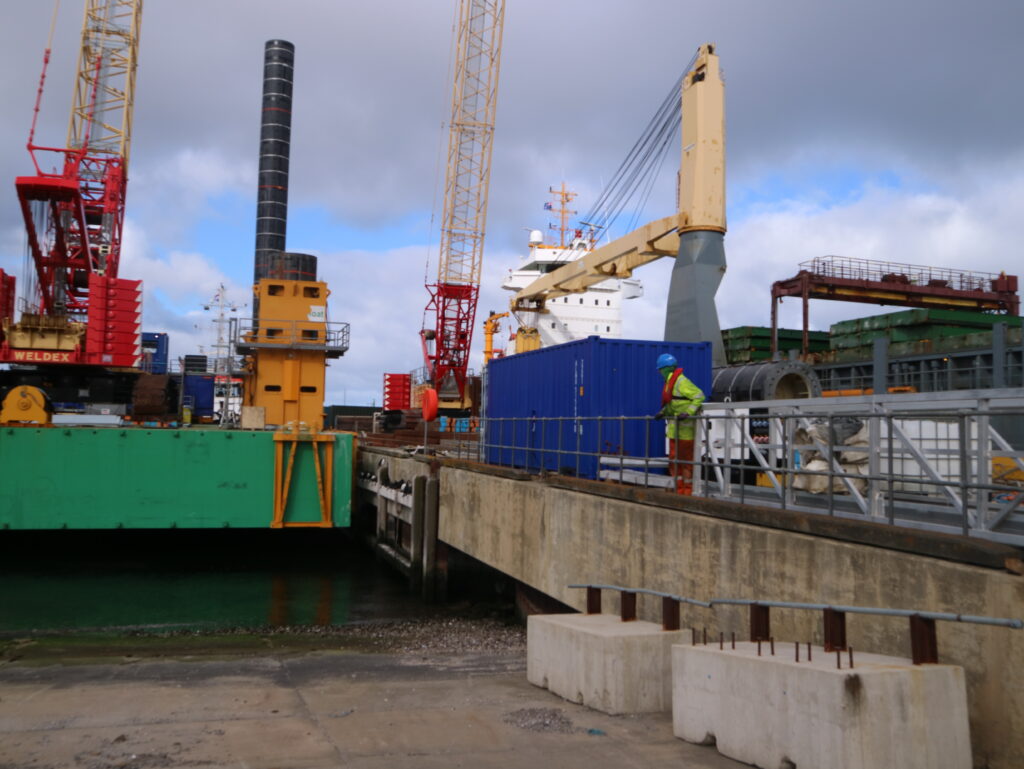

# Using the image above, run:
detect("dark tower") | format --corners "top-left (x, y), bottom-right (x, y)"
top-left (254, 40), bottom-right (294, 282)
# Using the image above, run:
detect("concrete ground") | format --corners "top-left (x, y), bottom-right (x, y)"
top-left (0, 647), bottom-right (745, 769)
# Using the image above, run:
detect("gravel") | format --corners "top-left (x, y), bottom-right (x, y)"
top-left (323, 616), bottom-right (526, 654)
top-left (121, 616), bottom-right (527, 655)
top-left (503, 707), bottom-right (577, 733)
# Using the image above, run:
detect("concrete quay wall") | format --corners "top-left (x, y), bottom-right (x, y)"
top-left (437, 463), bottom-right (1024, 769)
top-left (356, 447), bottom-right (431, 486)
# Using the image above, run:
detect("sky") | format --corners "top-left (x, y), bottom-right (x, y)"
top-left (1, 0), bottom-right (1022, 405)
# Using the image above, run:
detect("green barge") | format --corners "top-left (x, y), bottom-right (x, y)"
top-left (0, 426), bottom-right (353, 530)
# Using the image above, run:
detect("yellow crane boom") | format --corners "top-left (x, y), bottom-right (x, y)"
top-left (68, 0), bottom-right (143, 167)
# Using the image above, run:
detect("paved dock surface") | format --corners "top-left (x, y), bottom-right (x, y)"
top-left (0, 649), bottom-right (743, 768)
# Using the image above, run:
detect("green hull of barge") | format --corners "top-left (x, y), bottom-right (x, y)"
top-left (0, 427), bottom-right (352, 530)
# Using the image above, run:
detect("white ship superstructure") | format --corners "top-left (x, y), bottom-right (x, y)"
top-left (501, 185), bottom-right (643, 351)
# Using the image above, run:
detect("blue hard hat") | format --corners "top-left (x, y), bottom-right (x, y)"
top-left (656, 353), bottom-right (677, 370)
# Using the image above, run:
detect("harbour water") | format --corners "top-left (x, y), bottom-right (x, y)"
top-left (0, 530), bottom-right (434, 634)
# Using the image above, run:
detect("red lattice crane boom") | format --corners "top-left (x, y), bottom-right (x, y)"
top-left (1, 0), bottom-right (143, 367)
top-left (420, 0), bottom-right (505, 403)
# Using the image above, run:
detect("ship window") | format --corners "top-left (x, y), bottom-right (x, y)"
top-left (606, 300), bottom-right (610, 306)
top-left (594, 300), bottom-right (598, 305)
top-left (300, 386), bottom-right (317, 393)
top-left (264, 385), bottom-right (281, 392)
top-left (606, 326), bottom-right (611, 332)
top-left (301, 329), bottom-right (319, 340)
top-left (268, 284), bottom-right (284, 296)
top-left (303, 286), bottom-right (320, 298)
top-left (551, 322), bottom-right (556, 329)
top-left (266, 328), bottom-right (283, 338)
top-left (579, 298), bottom-right (583, 304)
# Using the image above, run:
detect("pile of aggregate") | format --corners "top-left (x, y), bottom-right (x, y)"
top-left (126, 616), bottom-right (526, 655)
top-left (503, 707), bottom-right (577, 733)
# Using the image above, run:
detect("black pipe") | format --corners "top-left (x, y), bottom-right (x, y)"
top-left (254, 40), bottom-right (294, 283)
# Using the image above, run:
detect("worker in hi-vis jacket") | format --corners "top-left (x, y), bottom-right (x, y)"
top-left (654, 353), bottom-right (706, 494)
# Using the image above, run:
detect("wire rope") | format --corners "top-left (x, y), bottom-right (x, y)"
top-left (578, 51), bottom-right (698, 239)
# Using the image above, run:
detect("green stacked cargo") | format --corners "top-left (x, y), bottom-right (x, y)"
top-left (722, 326), bottom-right (829, 364)
top-left (825, 309), bottom-right (1021, 361)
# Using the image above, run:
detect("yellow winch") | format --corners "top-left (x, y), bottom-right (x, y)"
top-left (0, 386), bottom-right (52, 425)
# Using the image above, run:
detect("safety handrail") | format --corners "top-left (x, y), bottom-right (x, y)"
top-left (568, 582), bottom-right (1022, 664)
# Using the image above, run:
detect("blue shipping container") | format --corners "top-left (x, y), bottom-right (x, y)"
top-left (484, 336), bottom-right (712, 478)
top-left (183, 374), bottom-right (215, 418)
top-left (141, 332), bottom-right (169, 374)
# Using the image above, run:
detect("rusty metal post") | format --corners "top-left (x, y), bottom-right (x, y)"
top-left (662, 597), bottom-right (680, 631)
top-left (421, 477), bottom-right (440, 602)
top-left (910, 615), bottom-right (938, 664)
top-left (620, 590), bottom-right (637, 622)
top-left (586, 587), bottom-right (601, 614)
top-left (749, 604), bottom-right (770, 642)
top-left (823, 608), bottom-right (847, 651)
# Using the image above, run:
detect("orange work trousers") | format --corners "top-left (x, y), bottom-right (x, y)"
top-left (668, 438), bottom-right (695, 495)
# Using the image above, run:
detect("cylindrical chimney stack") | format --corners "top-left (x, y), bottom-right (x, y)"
top-left (254, 40), bottom-right (294, 283)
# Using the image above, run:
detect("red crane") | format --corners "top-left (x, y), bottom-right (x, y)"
top-left (420, 0), bottom-right (506, 406)
top-left (1, 0), bottom-right (143, 368)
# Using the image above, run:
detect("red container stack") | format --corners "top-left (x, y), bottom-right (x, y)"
top-left (383, 372), bottom-right (412, 410)
top-left (86, 274), bottom-right (142, 367)
top-left (0, 270), bottom-right (15, 332)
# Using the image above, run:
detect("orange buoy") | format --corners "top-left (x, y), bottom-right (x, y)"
top-left (422, 388), bottom-right (439, 422)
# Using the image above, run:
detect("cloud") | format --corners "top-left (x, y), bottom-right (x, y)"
top-left (128, 147), bottom-right (254, 246)
top-left (718, 163), bottom-right (1024, 332)
top-left (0, 225), bottom-right (24, 278)
top-left (119, 219), bottom-right (251, 364)
top-left (6, 0), bottom-right (1022, 247)
top-left (2, 1), bottom-right (1023, 406)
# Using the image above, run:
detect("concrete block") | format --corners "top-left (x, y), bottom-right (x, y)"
top-left (672, 642), bottom-right (971, 769)
top-left (527, 613), bottom-right (685, 714)
top-left (241, 406), bottom-right (265, 430)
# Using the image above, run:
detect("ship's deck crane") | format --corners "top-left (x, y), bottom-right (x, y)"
top-left (1, 0), bottom-right (144, 370)
top-left (511, 44), bottom-right (728, 365)
top-left (421, 0), bottom-right (506, 406)
top-left (482, 310), bottom-right (509, 366)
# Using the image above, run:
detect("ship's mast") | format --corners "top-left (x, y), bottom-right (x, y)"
top-left (547, 183), bottom-right (577, 248)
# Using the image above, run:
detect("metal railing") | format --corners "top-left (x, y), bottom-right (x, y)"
top-left (230, 317), bottom-right (350, 355)
top-left (436, 391), bottom-right (1024, 545)
top-left (568, 583), bottom-right (1023, 665)
top-left (802, 255), bottom-right (1003, 292)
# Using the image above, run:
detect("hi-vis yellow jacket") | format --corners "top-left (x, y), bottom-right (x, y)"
top-left (661, 368), bottom-right (705, 440)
